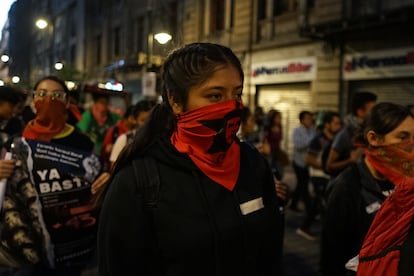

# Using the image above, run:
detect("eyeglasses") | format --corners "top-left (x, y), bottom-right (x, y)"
top-left (33, 89), bottom-right (67, 100)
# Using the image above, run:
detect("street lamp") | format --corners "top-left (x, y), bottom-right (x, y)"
top-left (35, 18), bottom-right (48, 29)
top-left (154, 32), bottom-right (172, 44)
top-left (1, 54), bottom-right (10, 63)
top-left (54, 61), bottom-right (64, 71)
top-left (35, 17), bottom-right (55, 75)
top-left (11, 76), bottom-right (20, 84)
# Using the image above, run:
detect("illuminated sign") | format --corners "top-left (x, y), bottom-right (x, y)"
top-left (251, 57), bottom-right (316, 84)
top-left (343, 48), bottom-right (414, 80)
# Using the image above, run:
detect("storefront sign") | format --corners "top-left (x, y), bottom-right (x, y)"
top-left (343, 47), bottom-right (414, 80)
top-left (251, 57), bottom-right (316, 84)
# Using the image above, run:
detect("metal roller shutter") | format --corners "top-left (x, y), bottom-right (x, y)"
top-left (350, 78), bottom-right (414, 106)
top-left (257, 83), bottom-right (312, 155)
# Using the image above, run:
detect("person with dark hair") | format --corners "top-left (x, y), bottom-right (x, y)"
top-left (325, 91), bottom-right (377, 177)
top-left (321, 102), bottom-right (412, 276)
top-left (0, 86), bottom-right (25, 149)
top-left (289, 110), bottom-right (316, 213)
top-left (100, 100), bottom-right (155, 171)
top-left (77, 92), bottom-right (121, 156)
top-left (352, 103), bottom-right (414, 276)
top-left (107, 99), bottom-right (156, 166)
top-left (0, 86), bottom-right (25, 181)
top-left (296, 111), bottom-right (341, 241)
top-left (264, 109), bottom-right (287, 179)
top-left (0, 76), bottom-right (101, 275)
top-left (97, 43), bottom-right (283, 276)
top-left (238, 106), bottom-right (270, 156)
top-left (91, 99), bottom-right (156, 195)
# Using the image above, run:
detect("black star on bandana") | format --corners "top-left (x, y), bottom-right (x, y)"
top-left (200, 108), bottom-right (242, 153)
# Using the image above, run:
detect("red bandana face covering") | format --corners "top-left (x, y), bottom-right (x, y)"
top-left (357, 141), bottom-right (414, 275)
top-left (170, 100), bottom-right (243, 191)
top-left (22, 97), bottom-right (68, 142)
top-left (365, 141), bottom-right (414, 184)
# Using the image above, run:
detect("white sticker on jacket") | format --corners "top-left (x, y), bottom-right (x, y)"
top-left (365, 201), bottom-right (381, 214)
top-left (240, 197), bottom-right (264, 215)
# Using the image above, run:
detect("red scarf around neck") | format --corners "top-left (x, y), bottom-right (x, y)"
top-left (357, 142), bottom-right (414, 275)
top-left (170, 100), bottom-right (243, 191)
top-left (22, 98), bottom-right (68, 142)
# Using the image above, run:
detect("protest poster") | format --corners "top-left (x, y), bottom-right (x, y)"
top-left (0, 137), bottom-right (101, 268)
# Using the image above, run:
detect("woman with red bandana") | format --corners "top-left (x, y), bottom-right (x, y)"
top-left (97, 43), bottom-right (284, 275)
top-left (321, 102), bottom-right (414, 276)
top-left (352, 103), bottom-right (414, 276)
top-left (0, 76), bottom-right (100, 275)
top-left (77, 93), bottom-right (121, 157)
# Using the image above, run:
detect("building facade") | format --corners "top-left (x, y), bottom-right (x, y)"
top-left (2, 0), bottom-right (414, 152)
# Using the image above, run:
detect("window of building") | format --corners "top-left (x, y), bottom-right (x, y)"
top-left (274, 0), bottom-right (297, 16)
top-left (114, 26), bottom-right (121, 56)
top-left (258, 0), bottom-right (267, 20)
top-left (70, 44), bottom-right (76, 65)
top-left (96, 35), bottom-right (102, 65)
top-left (210, 0), bottom-right (225, 32)
top-left (136, 16), bottom-right (144, 53)
top-left (69, 3), bottom-right (77, 37)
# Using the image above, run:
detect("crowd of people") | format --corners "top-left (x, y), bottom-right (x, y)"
top-left (0, 42), bottom-right (413, 276)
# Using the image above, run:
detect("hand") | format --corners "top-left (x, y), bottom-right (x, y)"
top-left (257, 142), bottom-right (271, 156)
top-left (91, 172), bottom-right (111, 195)
top-left (0, 160), bottom-right (15, 179)
top-left (275, 181), bottom-right (289, 204)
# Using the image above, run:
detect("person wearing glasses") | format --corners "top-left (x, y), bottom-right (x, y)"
top-left (0, 76), bottom-right (101, 275)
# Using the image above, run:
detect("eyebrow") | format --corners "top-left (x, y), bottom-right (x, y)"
top-left (203, 84), bottom-right (243, 91)
top-left (396, 130), bottom-right (411, 136)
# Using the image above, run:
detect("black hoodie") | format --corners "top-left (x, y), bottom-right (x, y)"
top-left (98, 137), bottom-right (282, 276)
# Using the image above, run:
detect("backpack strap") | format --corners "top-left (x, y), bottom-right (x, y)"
top-left (131, 157), bottom-right (160, 209)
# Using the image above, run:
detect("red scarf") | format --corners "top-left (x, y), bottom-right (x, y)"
top-left (357, 141), bottom-right (414, 276)
top-left (69, 104), bottom-right (82, 122)
top-left (22, 98), bottom-right (68, 142)
top-left (171, 100), bottom-right (242, 191)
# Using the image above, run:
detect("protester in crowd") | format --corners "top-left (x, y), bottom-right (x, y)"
top-left (0, 86), bottom-right (24, 182)
top-left (325, 91), bottom-right (377, 178)
top-left (350, 103), bottom-right (414, 276)
top-left (77, 92), bottom-right (121, 156)
top-left (100, 104), bottom-right (141, 171)
top-left (0, 76), bottom-right (101, 275)
top-left (254, 106), bottom-right (265, 133)
top-left (91, 99), bottom-right (156, 195)
top-left (296, 111), bottom-right (341, 241)
top-left (238, 106), bottom-right (270, 156)
top-left (97, 42), bottom-right (284, 276)
top-left (320, 102), bottom-right (408, 276)
top-left (0, 86), bottom-right (25, 149)
top-left (289, 110), bottom-right (316, 213)
top-left (108, 99), bottom-right (156, 165)
top-left (264, 109), bottom-right (289, 179)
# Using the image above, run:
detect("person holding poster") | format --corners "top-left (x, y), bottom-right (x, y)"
top-left (0, 76), bottom-right (101, 275)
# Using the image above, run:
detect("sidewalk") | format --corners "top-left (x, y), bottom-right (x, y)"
top-left (282, 166), bottom-right (321, 276)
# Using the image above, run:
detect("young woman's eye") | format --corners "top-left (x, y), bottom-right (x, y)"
top-left (233, 92), bottom-right (242, 100)
top-left (398, 134), bottom-right (409, 141)
top-left (207, 93), bottom-right (222, 101)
